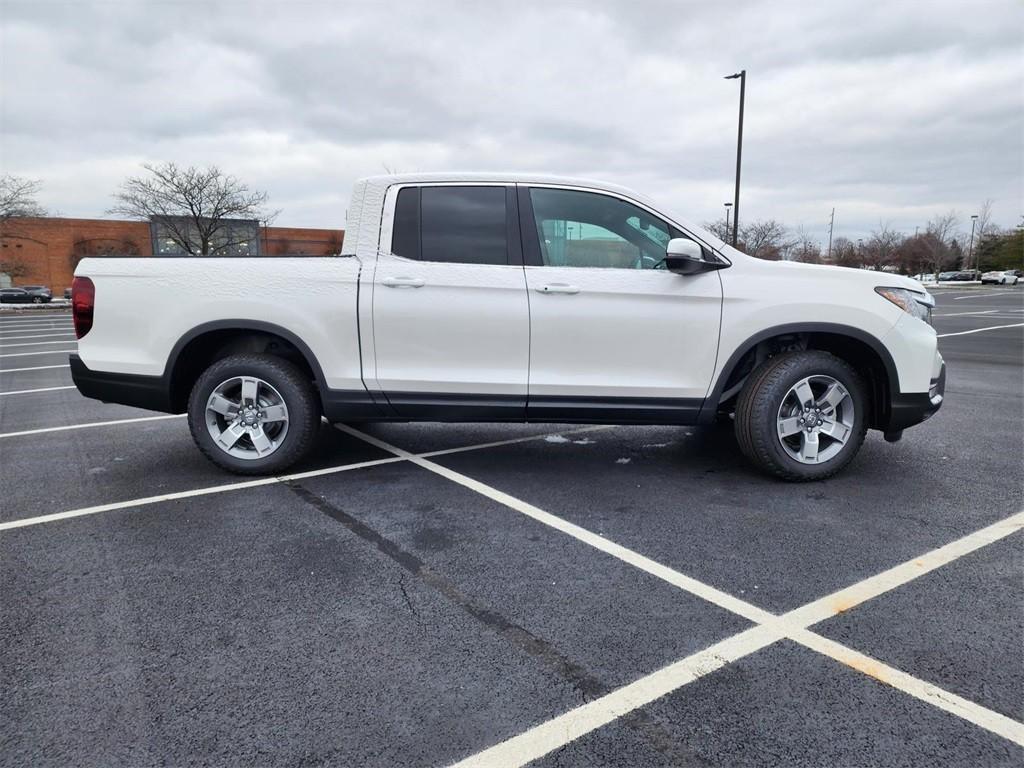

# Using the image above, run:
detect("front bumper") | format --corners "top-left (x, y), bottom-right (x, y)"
top-left (886, 361), bottom-right (945, 433)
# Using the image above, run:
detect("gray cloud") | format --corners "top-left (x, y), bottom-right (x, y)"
top-left (1, 0), bottom-right (1021, 243)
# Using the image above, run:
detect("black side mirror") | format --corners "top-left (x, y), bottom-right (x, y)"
top-left (664, 238), bottom-right (726, 275)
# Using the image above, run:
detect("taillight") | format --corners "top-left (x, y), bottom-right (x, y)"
top-left (72, 276), bottom-right (95, 338)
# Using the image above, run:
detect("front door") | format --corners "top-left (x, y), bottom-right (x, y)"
top-left (370, 184), bottom-right (530, 418)
top-left (519, 185), bottom-right (723, 423)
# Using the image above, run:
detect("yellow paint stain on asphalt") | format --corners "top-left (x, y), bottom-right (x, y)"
top-left (831, 597), bottom-right (856, 614)
top-left (841, 654), bottom-right (888, 684)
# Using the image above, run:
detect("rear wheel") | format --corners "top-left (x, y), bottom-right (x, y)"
top-left (735, 350), bottom-right (868, 481)
top-left (187, 354), bottom-right (321, 475)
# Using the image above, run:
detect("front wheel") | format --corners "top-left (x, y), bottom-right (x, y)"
top-left (734, 350), bottom-right (868, 481)
top-left (187, 354), bottom-right (321, 475)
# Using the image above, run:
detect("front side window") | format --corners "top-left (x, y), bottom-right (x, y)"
top-left (529, 187), bottom-right (686, 269)
top-left (391, 186), bottom-right (508, 265)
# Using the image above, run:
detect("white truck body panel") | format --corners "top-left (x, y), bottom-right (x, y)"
top-left (76, 256), bottom-right (365, 391)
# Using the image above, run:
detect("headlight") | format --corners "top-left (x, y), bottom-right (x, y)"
top-left (875, 287), bottom-right (934, 324)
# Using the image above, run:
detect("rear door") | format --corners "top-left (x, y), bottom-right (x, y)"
top-left (369, 184), bottom-right (530, 418)
top-left (519, 185), bottom-right (723, 423)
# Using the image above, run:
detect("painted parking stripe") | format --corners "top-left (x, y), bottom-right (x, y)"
top-left (452, 625), bottom-right (784, 768)
top-left (931, 310), bottom-right (999, 317)
top-left (0, 348), bottom-right (77, 359)
top-left (0, 332), bottom-right (76, 340)
top-left (0, 364), bottom-right (71, 373)
top-left (0, 413), bottom-right (184, 439)
top-left (0, 385), bottom-right (77, 397)
top-left (952, 291), bottom-right (1016, 300)
top-left (333, 427), bottom-right (1024, 762)
top-left (790, 628), bottom-right (1024, 747)
top-left (937, 323), bottom-right (1024, 338)
top-left (0, 327), bottom-right (73, 335)
top-left (0, 426), bottom-right (607, 532)
top-left (0, 340), bottom-right (78, 349)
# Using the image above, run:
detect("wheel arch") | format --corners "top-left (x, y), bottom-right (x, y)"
top-left (164, 320), bottom-right (327, 412)
top-left (703, 322), bottom-right (899, 430)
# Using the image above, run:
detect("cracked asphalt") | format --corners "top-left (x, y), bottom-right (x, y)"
top-left (1, 286), bottom-right (1021, 767)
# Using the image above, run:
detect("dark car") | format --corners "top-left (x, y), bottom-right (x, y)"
top-left (21, 285), bottom-right (53, 302)
top-left (0, 287), bottom-right (51, 304)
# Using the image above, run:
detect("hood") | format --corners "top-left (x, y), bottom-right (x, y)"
top-left (731, 252), bottom-right (929, 294)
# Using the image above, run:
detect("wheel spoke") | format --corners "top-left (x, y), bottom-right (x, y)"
top-left (240, 377), bottom-right (259, 404)
top-left (793, 380), bottom-right (815, 408)
top-left (216, 423), bottom-right (247, 450)
top-left (249, 426), bottom-right (273, 454)
top-left (261, 404), bottom-right (288, 423)
top-left (818, 382), bottom-right (848, 411)
top-left (778, 416), bottom-right (803, 437)
top-left (208, 394), bottom-right (237, 417)
top-left (800, 430), bottom-right (820, 462)
top-left (820, 419), bottom-right (852, 444)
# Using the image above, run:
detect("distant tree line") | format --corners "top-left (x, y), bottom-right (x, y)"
top-left (705, 200), bottom-right (1023, 275)
top-left (2, 171), bottom-right (1021, 275)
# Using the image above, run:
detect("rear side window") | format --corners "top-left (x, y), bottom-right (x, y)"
top-left (391, 186), bottom-right (508, 265)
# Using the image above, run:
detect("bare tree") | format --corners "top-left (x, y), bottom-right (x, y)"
top-left (702, 219), bottom-right (730, 242)
top-left (737, 219), bottom-right (794, 260)
top-left (830, 237), bottom-right (859, 268)
top-left (788, 227), bottom-right (823, 263)
top-left (921, 211), bottom-right (959, 277)
top-left (1, 175), bottom-right (46, 223)
top-left (975, 199), bottom-right (995, 243)
top-left (861, 223), bottom-right (904, 271)
top-left (110, 163), bottom-right (276, 256)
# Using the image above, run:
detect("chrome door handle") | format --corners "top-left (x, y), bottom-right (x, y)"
top-left (535, 283), bottom-right (580, 294)
top-left (382, 277), bottom-right (426, 288)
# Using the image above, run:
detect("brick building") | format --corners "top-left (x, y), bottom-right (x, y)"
top-left (0, 217), bottom-right (345, 294)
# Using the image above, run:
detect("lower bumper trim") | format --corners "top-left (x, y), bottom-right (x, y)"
top-left (70, 354), bottom-right (176, 413)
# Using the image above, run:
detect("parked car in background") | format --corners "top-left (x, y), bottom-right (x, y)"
top-left (1, 288), bottom-right (48, 304)
top-left (981, 269), bottom-right (1021, 285)
top-left (20, 285), bottom-right (53, 301)
top-left (64, 288), bottom-right (72, 299)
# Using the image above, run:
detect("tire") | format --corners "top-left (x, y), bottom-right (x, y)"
top-left (32, 296), bottom-right (42, 304)
top-left (187, 353), bottom-right (321, 475)
top-left (734, 350), bottom-right (868, 481)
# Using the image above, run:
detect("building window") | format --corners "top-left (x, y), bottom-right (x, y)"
top-left (150, 217), bottom-right (261, 257)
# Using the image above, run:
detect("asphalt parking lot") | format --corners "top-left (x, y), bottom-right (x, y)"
top-left (1, 286), bottom-right (1022, 767)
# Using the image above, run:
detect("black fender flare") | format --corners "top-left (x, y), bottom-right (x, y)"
top-left (700, 322), bottom-right (900, 423)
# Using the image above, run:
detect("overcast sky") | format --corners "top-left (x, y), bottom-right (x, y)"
top-left (1, 0), bottom-right (1022, 243)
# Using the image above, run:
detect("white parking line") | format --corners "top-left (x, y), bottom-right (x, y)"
top-left (453, 625), bottom-right (785, 768)
top-left (0, 426), bottom-right (607, 532)
top-left (0, 348), bottom-right (77, 359)
top-left (336, 425), bottom-right (1024, 760)
top-left (0, 332), bottom-right (76, 341)
top-left (931, 310), bottom-right (999, 318)
top-left (0, 385), bottom-right (77, 397)
top-left (937, 323), bottom-right (1024, 338)
top-left (0, 340), bottom-right (79, 349)
top-left (0, 414), bottom-right (184, 439)
top-left (0, 364), bottom-right (70, 373)
top-left (952, 291), bottom-right (1016, 300)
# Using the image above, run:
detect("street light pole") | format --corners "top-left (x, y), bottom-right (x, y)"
top-left (724, 202), bottom-right (733, 242)
top-left (968, 214), bottom-right (978, 273)
top-left (725, 70), bottom-right (746, 247)
top-left (827, 207), bottom-right (835, 261)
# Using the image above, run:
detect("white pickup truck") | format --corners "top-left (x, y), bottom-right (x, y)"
top-left (70, 173), bottom-right (944, 480)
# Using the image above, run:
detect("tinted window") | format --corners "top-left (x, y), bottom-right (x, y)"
top-left (529, 188), bottom-right (686, 269)
top-left (391, 187), bottom-right (420, 260)
top-left (420, 186), bottom-right (508, 265)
